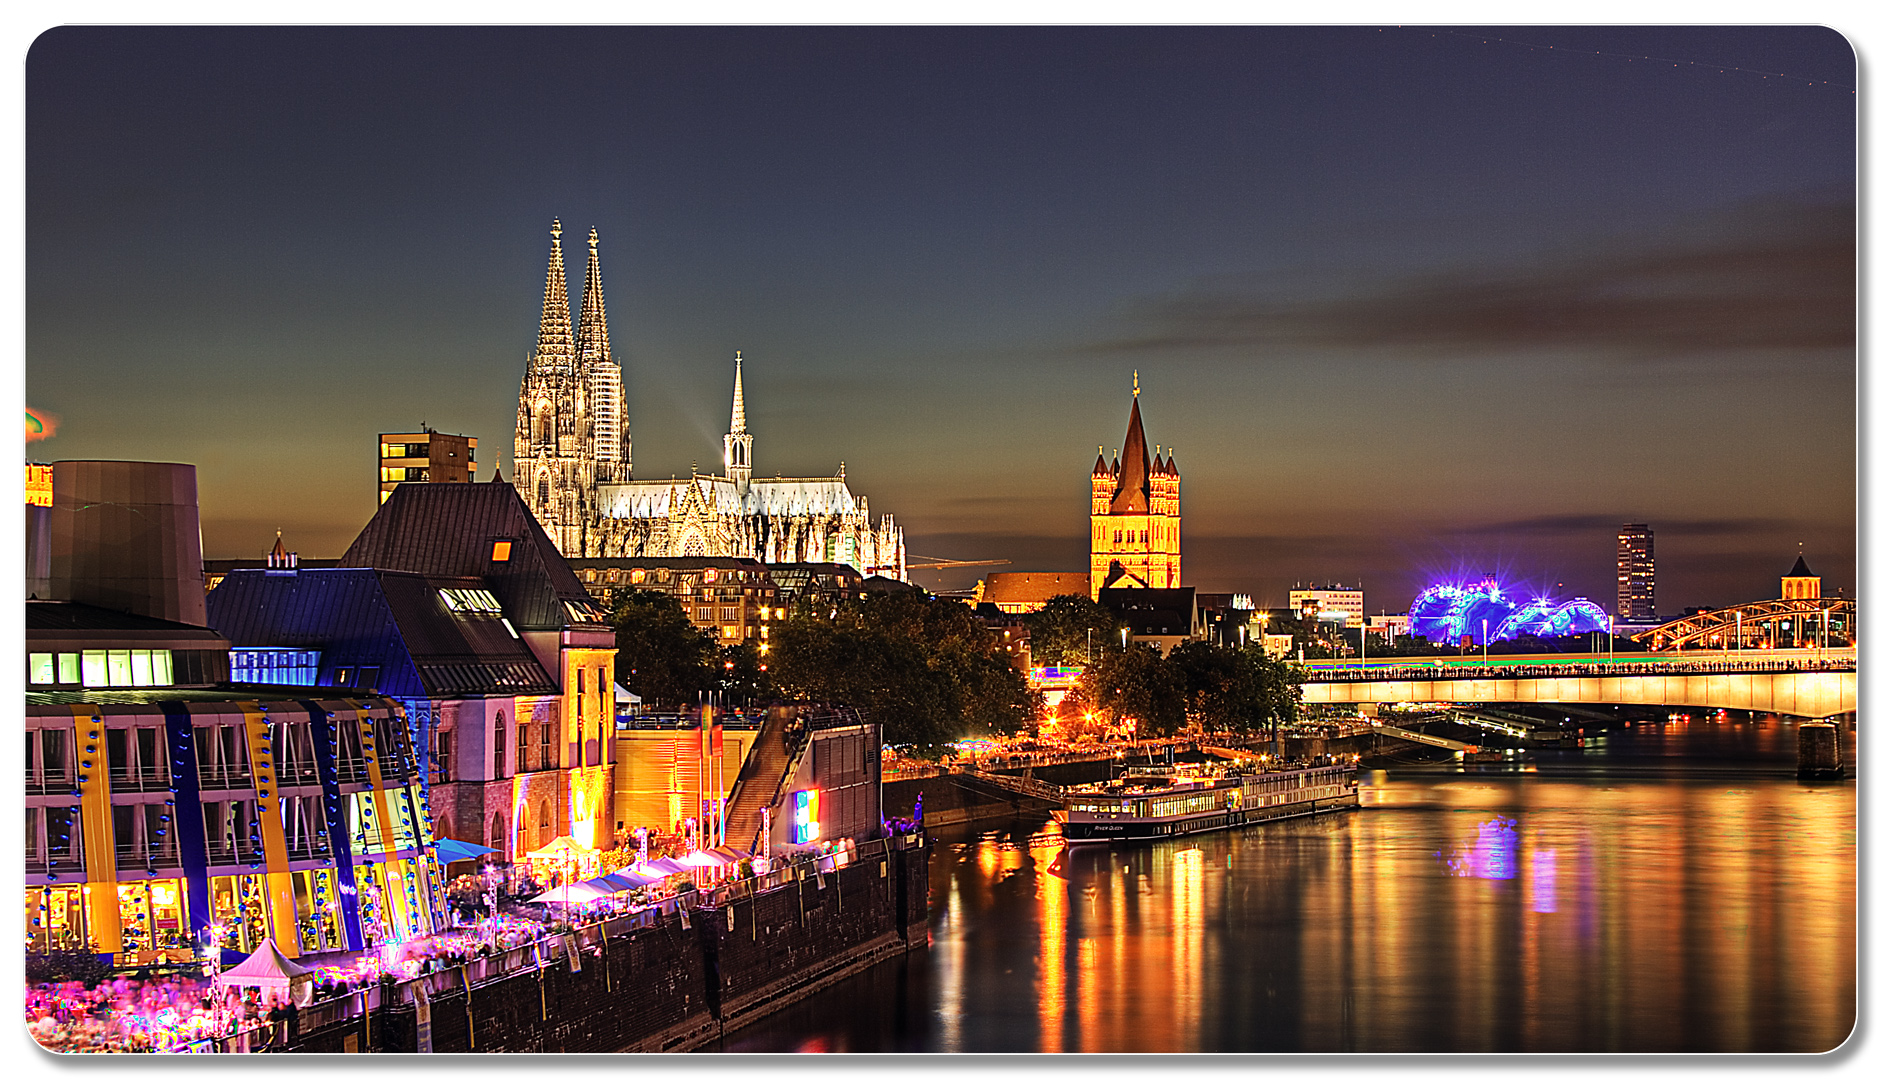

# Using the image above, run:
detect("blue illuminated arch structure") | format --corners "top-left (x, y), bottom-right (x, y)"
top-left (1408, 580), bottom-right (1611, 645)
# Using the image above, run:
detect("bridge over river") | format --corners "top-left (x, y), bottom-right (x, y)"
top-left (1300, 648), bottom-right (1855, 719)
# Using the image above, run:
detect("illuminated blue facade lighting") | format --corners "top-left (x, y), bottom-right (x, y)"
top-left (1407, 579), bottom-right (1611, 645)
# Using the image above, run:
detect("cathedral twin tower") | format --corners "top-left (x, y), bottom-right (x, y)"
top-left (514, 221), bottom-right (626, 554)
top-left (513, 221), bottom-right (906, 579)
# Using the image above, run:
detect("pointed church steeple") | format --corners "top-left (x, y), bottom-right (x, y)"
top-left (730, 352), bottom-right (748, 435)
top-left (575, 226), bottom-right (612, 367)
top-left (533, 220), bottom-right (575, 371)
top-left (575, 225), bottom-right (627, 479)
top-left (1110, 394), bottom-right (1151, 514)
top-left (725, 352), bottom-right (753, 496)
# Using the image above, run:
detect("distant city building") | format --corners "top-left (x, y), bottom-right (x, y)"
top-left (1090, 375), bottom-right (1181, 597)
top-left (569, 556), bottom-right (781, 646)
top-left (974, 572), bottom-right (1091, 613)
top-left (1617, 523), bottom-right (1655, 623)
top-left (1782, 553), bottom-right (1822, 600)
top-left (1289, 584), bottom-right (1364, 625)
top-left (512, 221), bottom-right (905, 579)
top-left (1366, 613), bottom-right (1411, 642)
top-left (379, 429), bottom-right (476, 503)
top-left (1196, 593), bottom-right (1257, 646)
top-left (1099, 586), bottom-right (1200, 655)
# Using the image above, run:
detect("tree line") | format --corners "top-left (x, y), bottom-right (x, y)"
top-left (608, 587), bottom-right (1302, 757)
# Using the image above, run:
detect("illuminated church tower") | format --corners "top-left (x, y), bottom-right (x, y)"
top-left (514, 221), bottom-right (628, 554)
top-left (1090, 374), bottom-right (1181, 598)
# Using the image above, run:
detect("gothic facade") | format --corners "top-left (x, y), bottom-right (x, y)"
top-left (512, 222), bottom-right (906, 581)
top-left (1090, 378), bottom-right (1181, 598)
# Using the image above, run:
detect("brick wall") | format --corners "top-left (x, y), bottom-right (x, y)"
top-left (286, 838), bottom-right (929, 1054)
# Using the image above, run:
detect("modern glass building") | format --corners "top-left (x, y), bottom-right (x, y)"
top-left (24, 689), bottom-right (441, 964)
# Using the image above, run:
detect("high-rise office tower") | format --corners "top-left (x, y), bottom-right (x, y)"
top-left (1617, 523), bottom-right (1655, 623)
top-left (379, 429), bottom-right (477, 503)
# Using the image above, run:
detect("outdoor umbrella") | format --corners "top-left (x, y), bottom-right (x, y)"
top-left (525, 881), bottom-right (611, 905)
top-left (601, 866), bottom-right (664, 889)
top-left (434, 838), bottom-right (497, 864)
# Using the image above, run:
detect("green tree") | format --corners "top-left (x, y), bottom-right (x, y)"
top-left (768, 589), bottom-right (1034, 753)
top-left (1162, 639), bottom-right (1306, 737)
top-left (608, 588), bottom-right (716, 706)
top-left (1084, 643), bottom-right (1187, 737)
top-left (718, 640), bottom-right (775, 703)
top-left (1024, 594), bottom-right (1122, 666)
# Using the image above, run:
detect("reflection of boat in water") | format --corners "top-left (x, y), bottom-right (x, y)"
top-left (1053, 760), bottom-right (1359, 844)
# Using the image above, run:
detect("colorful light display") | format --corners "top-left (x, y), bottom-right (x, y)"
top-left (1407, 579), bottom-right (1611, 645)
top-left (791, 789), bottom-right (821, 845)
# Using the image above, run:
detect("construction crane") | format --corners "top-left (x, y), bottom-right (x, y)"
top-left (905, 555), bottom-right (1011, 575)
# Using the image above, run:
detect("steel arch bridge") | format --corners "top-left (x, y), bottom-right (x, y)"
top-left (1635, 598), bottom-right (1855, 651)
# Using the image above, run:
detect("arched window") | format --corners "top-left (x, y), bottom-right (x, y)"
top-left (436, 814), bottom-right (453, 842)
top-left (494, 710), bottom-right (507, 775)
top-left (489, 814), bottom-right (506, 855)
top-left (539, 800), bottom-right (553, 844)
top-left (537, 473), bottom-right (551, 508)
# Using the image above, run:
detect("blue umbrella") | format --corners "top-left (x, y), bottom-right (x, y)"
top-left (601, 866), bottom-right (663, 889)
top-left (434, 838), bottom-right (497, 864)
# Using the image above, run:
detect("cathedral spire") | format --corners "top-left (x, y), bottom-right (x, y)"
top-left (1110, 386), bottom-right (1151, 514)
top-left (730, 351), bottom-right (747, 435)
top-left (725, 352), bottom-right (753, 496)
top-left (575, 226), bottom-right (612, 367)
top-left (576, 225), bottom-right (627, 478)
top-left (533, 220), bottom-right (575, 370)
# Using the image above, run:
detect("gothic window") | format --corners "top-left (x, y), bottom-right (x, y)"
top-left (537, 473), bottom-right (551, 507)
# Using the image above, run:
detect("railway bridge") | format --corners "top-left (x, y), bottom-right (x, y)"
top-left (1300, 648), bottom-right (1855, 719)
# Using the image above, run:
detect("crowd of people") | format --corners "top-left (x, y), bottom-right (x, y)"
top-left (24, 971), bottom-right (223, 1052)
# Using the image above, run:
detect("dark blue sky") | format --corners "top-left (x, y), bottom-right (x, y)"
top-left (25, 26), bottom-right (1855, 611)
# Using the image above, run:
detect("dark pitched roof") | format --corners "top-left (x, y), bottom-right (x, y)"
top-left (1110, 398), bottom-right (1151, 514)
top-left (27, 600), bottom-right (225, 636)
top-left (338, 481), bottom-right (605, 632)
top-left (206, 568), bottom-right (556, 698)
top-left (1787, 555), bottom-right (1816, 578)
top-left (1098, 586), bottom-right (1198, 637)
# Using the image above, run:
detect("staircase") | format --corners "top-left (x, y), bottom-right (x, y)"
top-left (1372, 723), bottom-right (1480, 752)
top-left (960, 766), bottom-right (1066, 802)
top-left (720, 709), bottom-right (802, 854)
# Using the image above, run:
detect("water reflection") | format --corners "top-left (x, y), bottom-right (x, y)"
top-left (717, 727), bottom-right (1855, 1052)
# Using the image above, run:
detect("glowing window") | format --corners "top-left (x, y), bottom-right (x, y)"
top-left (491, 540), bottom-right (512, 562)
top-left (58, 653), bottom-right (79, 684)
top-left (28, 653), bottom-right (54, 685)
top-left (382, 443), bottom-right (406, 458)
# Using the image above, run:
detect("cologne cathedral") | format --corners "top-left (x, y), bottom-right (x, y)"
top-left (511, 221), bottom-right (906, 580)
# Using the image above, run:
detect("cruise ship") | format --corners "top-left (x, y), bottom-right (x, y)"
top-left (1054, 759), bottom-right (1360, 844)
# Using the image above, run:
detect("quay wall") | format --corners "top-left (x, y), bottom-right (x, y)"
top-left (277, 835), bottom-right (929, 1054)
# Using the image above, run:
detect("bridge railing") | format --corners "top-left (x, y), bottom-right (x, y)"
top-left (1306, 656), bottom-right (1854, 683)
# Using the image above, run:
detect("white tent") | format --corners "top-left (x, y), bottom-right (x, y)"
top-left (615, 682), bottom-right (640, 706)
top-left (215, 937), bottom-right (315, 1007)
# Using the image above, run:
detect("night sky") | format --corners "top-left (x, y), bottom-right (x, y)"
top-left (25, 26), bottom-right (1855, 613)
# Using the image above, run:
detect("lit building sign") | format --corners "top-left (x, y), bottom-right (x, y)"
top-left (25, 463), bottom-right (51, 506)
top-left (791, 789), bottom-right (821, 845)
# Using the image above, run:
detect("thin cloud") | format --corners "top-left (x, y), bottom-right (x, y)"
top-left (1444, 515), bottom-right (1789, 539)
top-left (1086, 196), bottom-right (1853, 360)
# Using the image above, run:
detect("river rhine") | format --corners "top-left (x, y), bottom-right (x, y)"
top-left (714, 716), bottom-right (1855, 1053)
